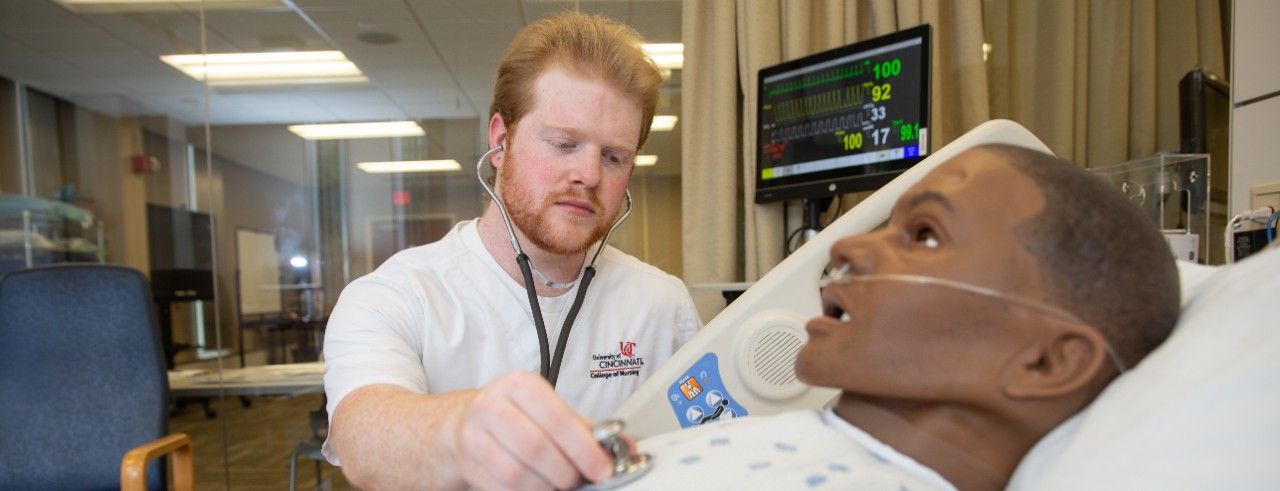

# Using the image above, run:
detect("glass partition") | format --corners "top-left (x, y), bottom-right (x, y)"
top-left (0, 1), bottom-right (682, 488)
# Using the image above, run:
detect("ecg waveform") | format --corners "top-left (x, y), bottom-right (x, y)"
top-left (765, 62), bottom-right (870, 97)
top-left (769, 85), bottom-right (872, 125)
top-left (766, 113), bottom-right (868, 146)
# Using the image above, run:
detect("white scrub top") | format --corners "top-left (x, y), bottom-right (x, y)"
top-left (322, 220), bottom-right (701, 464)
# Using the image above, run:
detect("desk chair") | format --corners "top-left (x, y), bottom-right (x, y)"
top-left (289, 406), bottom-right (329, 491)
top-left (0, 264), bottom-right (194, 491)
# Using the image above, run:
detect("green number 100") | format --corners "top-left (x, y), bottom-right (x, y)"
top-left (843, 132), bottom-right (863, 151)
top-left (872, 59), bottom-right (902, 80)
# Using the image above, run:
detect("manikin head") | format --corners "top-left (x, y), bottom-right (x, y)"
top-left (796, 144), bottom-right (1180, 488)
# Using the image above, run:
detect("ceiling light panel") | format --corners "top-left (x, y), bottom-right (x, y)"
top-left (635, 155), bottom-right (658, 167)
top-left (287, 121), bottom-right (424, 140)
top-left (357, 160), bottom-right (461, 173)
top-left (160, 51), bottom-right (366, 86)
top-left (54, 0), bottom-right (282, 13)
top-left (643, 43), bottom-right (683, 70)
top-left (650, 115), bottom-right (678, 132)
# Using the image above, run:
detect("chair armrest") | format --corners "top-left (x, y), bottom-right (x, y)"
top-left (121, 432), bottom-right (194, 491)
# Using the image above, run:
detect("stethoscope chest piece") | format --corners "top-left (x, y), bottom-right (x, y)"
top-left (583, 419), bottom-right (652, 490)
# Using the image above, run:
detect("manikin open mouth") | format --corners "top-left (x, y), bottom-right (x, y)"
top-left (820, 288), bottom-right (853, 323)
top-left (820, 263), bottom-right (854, 322)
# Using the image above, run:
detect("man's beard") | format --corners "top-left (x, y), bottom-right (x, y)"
top-left (496, 147), bottom-right (614, 255)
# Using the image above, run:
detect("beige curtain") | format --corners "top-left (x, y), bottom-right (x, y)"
top-left (681, 0), bottom-right (1223, 321)
top-left (985, 0), bottom-right (1226, 165)
top-left (682, 0), bottom-right (743, 320)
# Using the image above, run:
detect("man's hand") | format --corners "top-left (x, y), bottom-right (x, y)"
top-left (456, 371), bottom-right (614, 490)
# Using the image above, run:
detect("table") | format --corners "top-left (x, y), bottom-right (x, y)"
top-left (238, 315), bottom-right (327, 367)
top-left (168, 362), bottom-right (325, 398)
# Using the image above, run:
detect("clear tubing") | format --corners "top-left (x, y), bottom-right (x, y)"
top-left (821, 264), bottom-right (1128, 373)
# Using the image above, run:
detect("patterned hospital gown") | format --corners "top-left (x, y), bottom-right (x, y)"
top-left (593, 408), bottom-right (956, 490)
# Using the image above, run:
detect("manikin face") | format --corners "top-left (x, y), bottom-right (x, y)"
top-left (795, 149), bottom-right (1051, 401)
top-left (494, 66), bottom-right (640, 255)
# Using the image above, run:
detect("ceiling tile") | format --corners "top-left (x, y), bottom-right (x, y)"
top-left (0, 0), bottom-right (680, 173)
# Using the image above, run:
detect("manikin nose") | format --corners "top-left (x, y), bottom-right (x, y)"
top-left (825, 232), bottom-right (889, 282)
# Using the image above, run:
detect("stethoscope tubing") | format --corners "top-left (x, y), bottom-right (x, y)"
top-left (476, 145), bottom-right (633, 386)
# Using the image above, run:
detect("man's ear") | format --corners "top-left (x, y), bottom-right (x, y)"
top-left (488, 112), bottom-right (508, 167)
top-left (1002, 323), bottom-right (1111, 399)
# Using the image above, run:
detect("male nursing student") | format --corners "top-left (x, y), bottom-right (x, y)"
top-left (606, 144), bottom-right (1181, 490)
top-left (321, 12), bottom-right (701, 491)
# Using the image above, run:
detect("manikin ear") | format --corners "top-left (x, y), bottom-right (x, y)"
top-left (1002, 323), bottom-right (1111, 399)
top-left (487, 112), bottom-right (509, 167)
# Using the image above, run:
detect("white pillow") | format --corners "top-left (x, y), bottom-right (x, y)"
top-left (1008, 247), bottom-right (1280, 490)
top-left (1173, 259), bottom-right (1220, 309)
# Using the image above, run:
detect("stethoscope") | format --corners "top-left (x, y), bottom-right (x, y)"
top-left (476, 144), bottom-right (633, 387)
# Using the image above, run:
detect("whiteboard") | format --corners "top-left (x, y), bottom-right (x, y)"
top-left (236, 228), bottom-right (281, 315)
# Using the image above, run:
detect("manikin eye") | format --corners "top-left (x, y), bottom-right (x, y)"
top-left (916, 228), bottom-right (940, 249)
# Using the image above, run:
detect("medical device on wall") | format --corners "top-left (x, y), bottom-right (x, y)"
top-left (612, 119), bottom-right (1054, 440)
top-left (1087, 153), bottom-right (1216, 264)
top-left (754, 24), bottom-right (931, 204)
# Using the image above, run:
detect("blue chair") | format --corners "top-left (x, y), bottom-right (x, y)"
top-left (0, 264), bottom-right (194, 491)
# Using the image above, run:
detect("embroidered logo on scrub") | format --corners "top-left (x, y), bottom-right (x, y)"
top-left (590, 341), bottom-right (645, 380)
top-left (668, 353), bottom-right (747, 428)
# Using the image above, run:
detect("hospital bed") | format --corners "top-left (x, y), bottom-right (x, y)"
top-left (612, 119), bottom-right (1280, 487)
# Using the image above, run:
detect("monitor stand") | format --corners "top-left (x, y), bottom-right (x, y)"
top-left (800, 196), bottom-right (836, 247)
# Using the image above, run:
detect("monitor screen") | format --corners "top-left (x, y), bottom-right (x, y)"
top-left (146, 203), bottom-right (215, 300)
top-left (755, 25), bottom-right (931, 203)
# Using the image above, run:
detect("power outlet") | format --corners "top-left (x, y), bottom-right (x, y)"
top-left (1251, 182), bottom-right (1280, 216)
